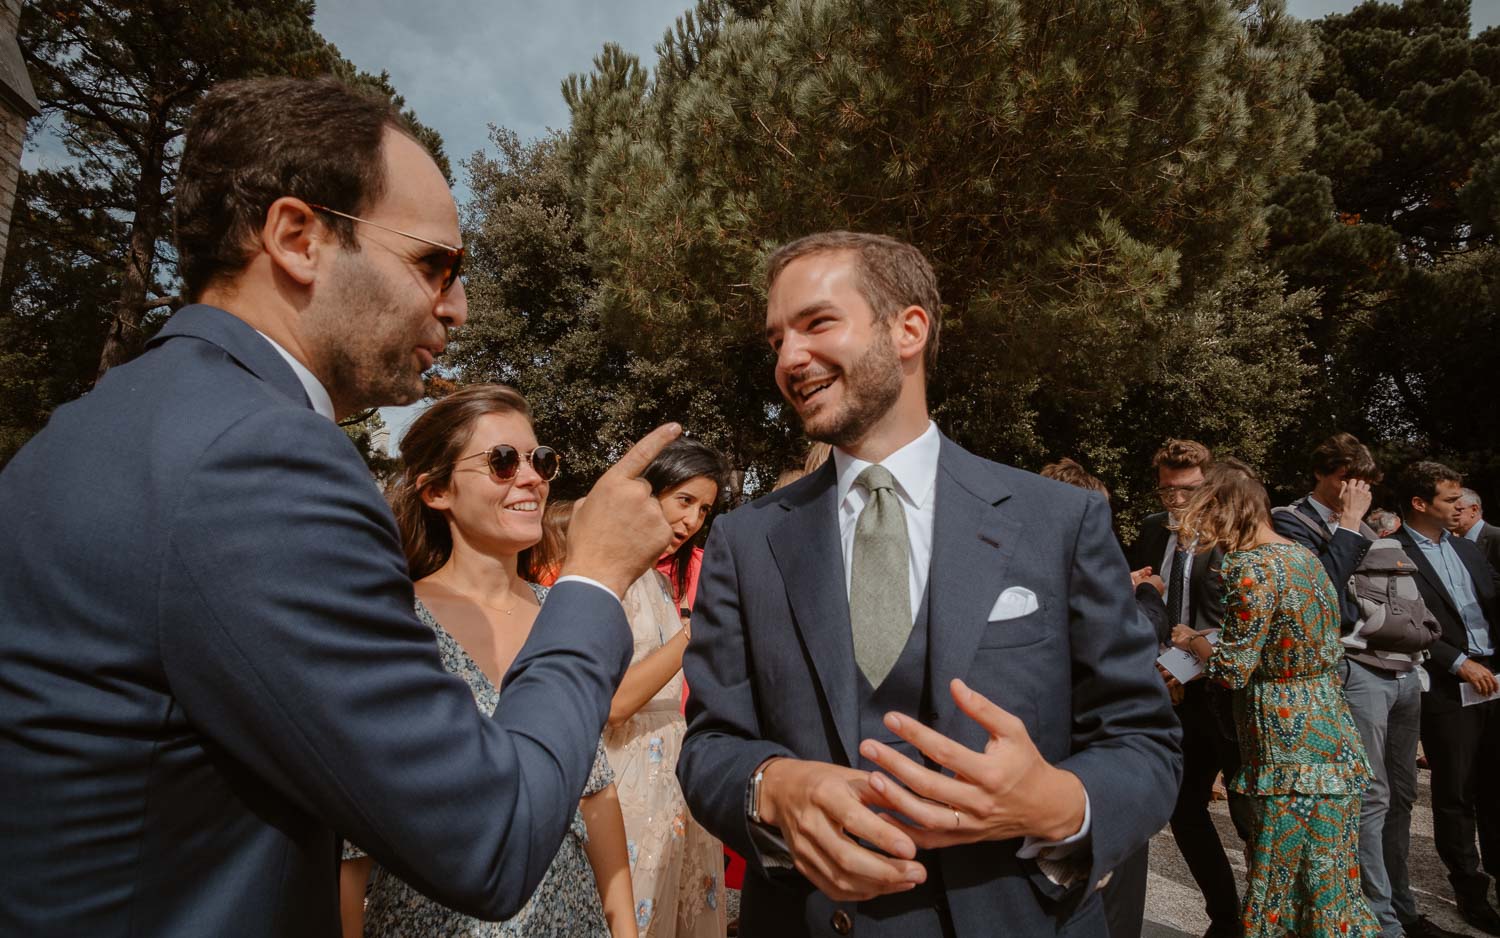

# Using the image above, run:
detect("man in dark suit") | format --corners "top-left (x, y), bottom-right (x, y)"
top-left (1127, 439), bottom-right (1245, 938)
top-left (678, 232), bottom-right (1180, 937)
top-left (0, 78), bottom-right (679, 937)
top-left (1393, 462), bottom-right (1500, 936)
top-left (1456, 489), bottom-right (1500, 575)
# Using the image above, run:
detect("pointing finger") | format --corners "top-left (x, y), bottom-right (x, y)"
top-left (604, 423), bottom-right (683, 480)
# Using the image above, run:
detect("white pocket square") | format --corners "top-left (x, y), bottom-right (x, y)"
top-left (988, 586), bottom-right (1039, 621)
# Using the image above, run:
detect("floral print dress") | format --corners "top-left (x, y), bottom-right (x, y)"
top-left (604, 571), bottom-right (725, 938)
top-left (1205, 542), bottom-right (1377, 938)
top-left (343, 587), bottom-right (614, 938)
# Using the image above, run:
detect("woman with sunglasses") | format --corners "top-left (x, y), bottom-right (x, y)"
top-left (339, 384), bottom-right (636, 938)
top-left (602, 438), bottom-right (730, 938)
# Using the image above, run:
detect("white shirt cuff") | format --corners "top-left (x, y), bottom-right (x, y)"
top-left (552, 574), bottom-right (625, 604)
top-left (1452, 653), bottom-right (1469, 674)
top-left (1015, 790), bottom-right (1091, 859)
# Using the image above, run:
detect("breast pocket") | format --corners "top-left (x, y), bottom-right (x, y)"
top-left (977, 609), bottom-right (1049, 649)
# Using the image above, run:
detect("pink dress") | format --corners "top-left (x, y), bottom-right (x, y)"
top-left (604, 570), bottom-right (725, 938)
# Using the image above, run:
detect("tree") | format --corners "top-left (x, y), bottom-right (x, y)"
top-left (555, 0), bottom-right (1321, 503)
top-left (2, 0), bottom-right (447, 466)
top-left (1266, 0), bottom-right (1500, 496)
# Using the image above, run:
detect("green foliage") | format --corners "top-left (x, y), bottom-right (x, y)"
top-left (541, 0), bottom-right (1322, 506)
top-left (0, 0), bottom-right (446, 469)
top-left (1266, 0), bottom-right (1500, 497)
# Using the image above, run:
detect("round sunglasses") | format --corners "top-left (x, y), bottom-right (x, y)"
top-left (456, 445), bottom-right (562, 482)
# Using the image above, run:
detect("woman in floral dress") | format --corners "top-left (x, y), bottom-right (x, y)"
top-left (604, 439), bottom-right (730, 938)
top-left (1173, 458), bottom-right (1377, 938)
top-left (339, 385), bottom-right (636, 938)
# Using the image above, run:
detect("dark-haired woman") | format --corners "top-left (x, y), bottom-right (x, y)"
top-left (1173, 459), bottom-right (1376, 938)
top-left (339, 385), bottom-right (636, 938)
top-left (603, 438), bottom-right (728, 938)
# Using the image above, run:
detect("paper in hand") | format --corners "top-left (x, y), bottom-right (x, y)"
top-left (1460, 682), bottom-right (1500, 707)
top-left (1157, 630), bottom-right (1220, 684)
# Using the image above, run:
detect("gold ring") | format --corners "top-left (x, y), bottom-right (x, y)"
top-left (952, 808), bottom-right (961, 830)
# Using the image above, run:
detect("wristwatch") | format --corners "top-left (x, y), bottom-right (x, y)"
top-left (746, 762), bottom-right (770, 824)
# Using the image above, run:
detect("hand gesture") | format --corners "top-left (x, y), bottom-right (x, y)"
top-left (756, 758), bottom-right (925, 902)
top-left (857, 680), bottom-right (1086, 850)
top-left (1130, 566), bottom-right (1153, 588)
top-left (561, 424), bottom-right (681, 598)
top-left (1338, 478), bottom-right (1374, 530)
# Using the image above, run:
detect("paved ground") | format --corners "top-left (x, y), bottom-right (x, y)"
top-left (1143, 768), bottom-right (1490, 937)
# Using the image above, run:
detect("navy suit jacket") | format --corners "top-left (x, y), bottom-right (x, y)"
top-left (1272, 495), bottom-right (1371, 631)
top-left (1392, 526), bottom-right (1500, 700)
top-left (0, 306), bottom-right (632, 936)
top-left (677, 435), bottom-right (1180, 937)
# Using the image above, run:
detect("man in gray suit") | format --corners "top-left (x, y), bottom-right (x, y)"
top-left (1455, 489), bottom-right (1500, 575)
top-left (678, 232), bottom-right (1180, 936)
top-left (0, 77), bottom-right (677, 936)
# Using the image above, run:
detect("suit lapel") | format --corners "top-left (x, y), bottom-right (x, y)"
top-left (1396, 528), bottom-right (1461, 620)
top-left (927, 437), bottom-right (1017, 738)
top-left (767, 462), bottom-right (860, 765)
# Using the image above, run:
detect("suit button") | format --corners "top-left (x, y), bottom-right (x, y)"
top-left (831, 909), bottom-right (853, 934)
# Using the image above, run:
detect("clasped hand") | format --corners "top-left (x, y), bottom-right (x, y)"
top-left (760, 679), bottom-right (1085, 902)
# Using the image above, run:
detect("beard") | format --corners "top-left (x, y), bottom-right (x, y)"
top-left (306, 249), bottom-right (432, 412)
top-left (798, 328), bottom-right (903, 448)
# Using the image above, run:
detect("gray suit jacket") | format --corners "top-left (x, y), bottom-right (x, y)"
top-left (678, 436), bottom-right (1180, 936)
top-left (0, 305), bottom-right (632, 936)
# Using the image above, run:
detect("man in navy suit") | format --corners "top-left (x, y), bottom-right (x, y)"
top-left (0, 77), bottom-right (679, 936)
top-left (1392, 462), bottom-right (1500, 935)
top-left (678, 232), bottom-right (1180, 936)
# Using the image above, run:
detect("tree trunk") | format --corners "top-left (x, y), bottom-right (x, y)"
top-left (95, 111), bottom-right (169, 383)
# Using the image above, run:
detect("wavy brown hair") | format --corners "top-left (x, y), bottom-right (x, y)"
top-left (387, 384), bottom-right (535, 581)
top-left (526, 498), bottom-right (576, 584)
top-left (1172, 457), bottom-right (1270, 554)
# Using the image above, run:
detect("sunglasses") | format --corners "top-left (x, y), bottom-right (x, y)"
top-left (307, 203), bottom-right (464, 292)
top-left (456, 445), bottom-right (562, 483)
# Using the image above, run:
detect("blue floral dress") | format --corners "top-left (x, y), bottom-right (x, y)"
top-left (342, 586), bottom-right (614, 937)
top-left (1205, 543), bottom-right (1377, 938)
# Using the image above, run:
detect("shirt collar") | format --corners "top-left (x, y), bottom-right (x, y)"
top-left (1407, 523), bottom-right (1448, 548)
top-left (255, 331), bottom-right (335, 422)
top-left (1306, 494), bottom-right (1339, 525)
top-left (833, 421), bottom-right (940, 510)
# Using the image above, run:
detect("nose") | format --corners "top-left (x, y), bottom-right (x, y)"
top-left (437, 277), bottom-right (468, 329)
top-left (776, 331), bottom-right (810, 377)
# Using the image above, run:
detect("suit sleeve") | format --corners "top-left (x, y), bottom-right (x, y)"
top-left (677, 515), bottom-right (797, 878)
top-left (1273, 509), bottom-right (1368, 592)
top-left (1135, 584), bottom-right (1171, 645)
top-left (157, 409), bottom-right (631, 919)
top-left (1050, 495), bottom-right (1183, 898)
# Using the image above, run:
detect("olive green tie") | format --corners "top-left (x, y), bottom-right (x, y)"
top-left (849, 465), bottom-right (912, 687)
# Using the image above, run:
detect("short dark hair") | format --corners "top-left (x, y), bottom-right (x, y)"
top-left (1040, 457), bottom-right (1109, 497)
top-left (1310, 432), bottom-right (1381, 483)
top-left (1151, 439), bottom-right (1212, 472)
top-left (1395, 460), bottom-right (1462, 517)
top-left (765, 231), bottom-right (942, 371)
top-left (175, 76), bottom-right (417, 302)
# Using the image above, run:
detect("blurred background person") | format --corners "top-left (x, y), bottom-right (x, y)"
top-left (531, 498), bottom-right (577, 587)
top-left (1174, 458), bottom-right (1376, 938)
top-left (342, 385), bottom-right (636, 938)
top-left (1453, 488), bottom-right (1500, 575)
top-left (1367, 508), bottom-right (1402, 539)
top-left (605, 438), bottom-right (731, 938)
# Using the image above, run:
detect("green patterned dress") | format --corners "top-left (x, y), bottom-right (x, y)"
top-left (1204, 542), bottom-right (1377, 938)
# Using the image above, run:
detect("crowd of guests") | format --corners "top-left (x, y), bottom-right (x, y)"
top-left (1043, 435), bottom-right (1500, 938)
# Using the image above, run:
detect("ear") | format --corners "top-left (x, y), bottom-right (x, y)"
top-left (417, 471), bottom-right (453, 512)
top-left (260, 197), bottom-right (328, 288)
top-left (891, 304), bottom-right (931, 366)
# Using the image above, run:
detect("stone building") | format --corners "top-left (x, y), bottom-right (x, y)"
top-left (0, 0), bottom-right (38, 269)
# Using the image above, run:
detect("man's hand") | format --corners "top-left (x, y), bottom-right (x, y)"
top-left (1457, 659), bottom-right (1499, 697)
top-left (756, 758), bottom-right (926, 902)
top-left (858, 680), bottom-right (1087, 850)
top-left (560, 424), bottom-right (681, 598)
top-left (1131, 567), bottom-right (1167, 596)
top-left (1339, 478), bottom-right (1374, 530)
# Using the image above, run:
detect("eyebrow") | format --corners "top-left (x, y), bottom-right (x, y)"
top-left (766, 300), bottom-right (837, 340)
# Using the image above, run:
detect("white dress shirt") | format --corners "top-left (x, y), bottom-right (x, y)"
top-left (1158, 529), bottom-right (1195, 628)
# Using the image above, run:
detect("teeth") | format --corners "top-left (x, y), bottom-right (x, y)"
top-left (801, 380), bottom-right (833, 401)
top-left (506, 501), bottom-right (539, 512)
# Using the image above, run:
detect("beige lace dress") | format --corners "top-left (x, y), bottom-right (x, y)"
top-left (604, 570), bottom-right (725, 938)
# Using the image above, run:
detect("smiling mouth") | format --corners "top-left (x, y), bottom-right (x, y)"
top-left (793, 376), bottom-right (837, 404)
top-left (504, 501), bottom-right (539, 513)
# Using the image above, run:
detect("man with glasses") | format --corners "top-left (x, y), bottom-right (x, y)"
top-left (1128, 439), bottom-right (1244, 938)
top-left (0, 77), bottom-right (679, 937)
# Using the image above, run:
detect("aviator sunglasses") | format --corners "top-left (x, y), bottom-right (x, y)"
top-left (456, 445), bottom-right (563, 483)
top-left (307, 203), bottom-right (464, 292)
